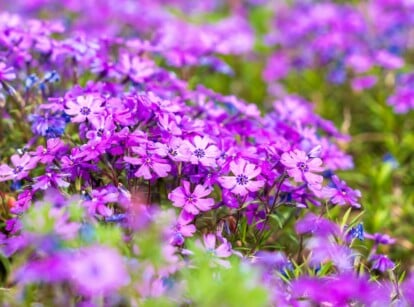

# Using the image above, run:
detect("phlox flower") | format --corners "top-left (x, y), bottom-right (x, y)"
top-left (0, 62), bottom-right (16, 81)
top-left (370, 254), bottom-right (395, 272)
top-left (202, 234), bottom-right (232, 267)
top-left (118, 53), bottom-right (156, 83)
top-left (185, 135), bottom-right (220, 167)
top-left (32, 172), bottom-right (70, 191)
top-left (281, 149), bottom-right (324, 188)
top-left (322, 175), bottom-right (361, 208)
top-left (295, 212), bottom-right (339, 237)
top-left (69, 246), bottom-right (130, 296)
top-left (124, 145), bottom-right (171, 180)
top-left (65, 95), bottom-right (104, 123)
top-left (218, 159), bottom-right (264, 196)
top-left (0, 153), bottom-right (39, 181)
top-left (168, 181), bottom-right (214, 215)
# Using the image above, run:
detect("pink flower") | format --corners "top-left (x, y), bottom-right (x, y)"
top-left (218, 159), bottom-right (264, 196)
top-left (281, 149), bottom-right (324, 187)
top-left (69, 246), bottom-right (129, 296)
top-left (65, 95), bottom-right (104, 123)
top-left (0, 62), bottom-right (16, 81)
top-left (168, 181), bottom-right (214, 214)
top-left (0, 154), bottom-right (39, 181)
top-left (201, 234), bottom-right (233, 267)
top-left (185, 136), bottom-right (220, 167)
top-left (125, 145), bottom-right (171, 180)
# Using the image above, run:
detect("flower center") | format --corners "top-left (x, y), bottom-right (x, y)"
top-left (194, 148), bottom-right (206, 159)
top-left (168, 148), bottom-right (178, 156)
top-left (13, 166), bottom-right (23, 174)
top-left (186, 194), bottom-right (196, 204)
top-left (97, 128), bottom-right (104, 137)
top-left (236, 174), bottom-right (249, 185)
top-left (297, 162), bottom-right (309, 172)
top-left (80, 106), bottom-right (91, 115)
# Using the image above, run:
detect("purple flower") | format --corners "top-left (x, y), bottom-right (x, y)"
top-left (218, 159), bottom-right (264, 196)
top-left (69, 246), bottom-right (130, 296)
top-left (252, 251), bottom-right (292, 273)
top-left (295, 212), bottom-right (339, 237)
top-left (86, 115), bottom-right (115, 140)
top-left (370, 254), bottom-right (395, 272)
top-left (376, 50), bottom-right (404, 69)
top-left (202, 234), bottom-right (232, 267)
top-left (171, 211), bottom-right (196, 245)
top-left (168, 181), bottom-right (214, 214)
top-left (281, 149), bottom-right (324, 187)
top-left (32, 172), bottom-right (70, 191)
top-left (124, 145), bottom-right (171, 180)
top-left (322, 175), bottom-right (361, 208)
top-left (32, 138), bottom-right (67, 164)
top-left (365, 232), bottom-right (396, 245)
top-left (65, 95), bottom-right (104, 123)
top-left (351, 75), bottom-right (377, 92)
top-left (185, 136), bottom-right (220, 168)
top-left (28, 111), bottom-right (67, 138)
top-left (15, 254), bottom-right (69, 285)
top-left (0, 153), bottom-right (39, 181)
top-left (118, 53), bottom-right (156, 83)
top-left (0, 62), bottom-right (16, 81)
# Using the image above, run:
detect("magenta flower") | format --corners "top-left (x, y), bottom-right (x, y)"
top-left (65, 95), bottom-right (104, 123)
top-left (32, 138), bottom-right (67, 164)
top-left (0, 153), bottom-right (38, 181)
top-left (0, 62), bottom-right (16, 81)
top-left (365, 233), bottom-right (395, 245)
top-left (295, 212), bottom-right (339, 237)
top-left (124, 145), bottom-right (171, 180)
top-left (370, 254), bottom-right (395, 272)
top-left (118, 53), bottom-right (156, 83)
top-left (185, 136), bottom-right (220, 167)
top-left (168, 180), bottom-right (214, 214)
top-left (201, 234), bottom-right (233, 267)
top-left (351, 75), bottom-right (377, 92)
top-left (322, 175), bottom-right (361, 208)
top-left (281, 149), bottom-right (324, 187)
top-left (32, 172), bottom-right (70, 191)
top-left (218, 159), bottom-right (264, 196)
top-left (171, 210), bottom-right (196, 246)
top-left (69, 246), bottom-right (129, 296)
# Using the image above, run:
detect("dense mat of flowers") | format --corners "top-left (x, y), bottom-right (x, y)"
top-left (0, 0), bottom-right (414, 306)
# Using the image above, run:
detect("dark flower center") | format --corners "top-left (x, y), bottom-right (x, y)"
top-left (194, 148), bottom-right (206, 159)
top-left (80, 106), bottom-right (91, 115)
top-left (168, 148), bottom-right (178, 156)
top-left (144, 157), bottom-right (152, 165)
top-left (13, 166), bottom-right (23, 174)
top-left (186, 194), bottom-right (196, 204)
top-left (97, 128), bottom-right (104, 137)
top-left (88, 263), bottom-right (101, 278)
top-left (236, 174), bottom-right (249, 185)
top-left (297, 162), bottom-right (309, 172)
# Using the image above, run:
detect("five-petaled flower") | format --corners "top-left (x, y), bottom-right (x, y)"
top-left (186, 136), bottom-right (220, 168)
top-left (124, 145), bottom-right (171, 180)
top-left (65, 95), bottom-right (104, 123)
top-left (0, 153), bottom-right (39, 181)
top-left (218, 159), bottom-right (264, 196)
top-left (168, 181), bottom-right (215, 214)
top-left (323, 175), bottom-right (361, 208)
top-left (281, 149), bottom-right (324, 187)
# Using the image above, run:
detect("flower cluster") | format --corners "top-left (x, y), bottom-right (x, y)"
top-left (0, 1), bottom-right (411, 306)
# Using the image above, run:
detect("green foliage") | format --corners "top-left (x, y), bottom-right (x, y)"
top-left (183, 242), bottom-right (269, 307)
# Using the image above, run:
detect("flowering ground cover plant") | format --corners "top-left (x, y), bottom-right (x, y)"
top-left (0, 0), bottom-right (414, 306)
